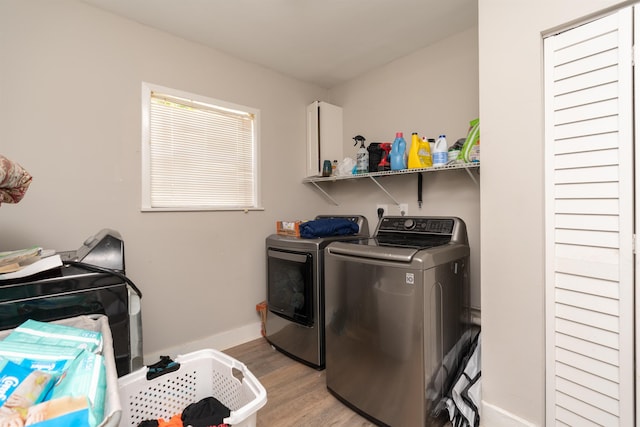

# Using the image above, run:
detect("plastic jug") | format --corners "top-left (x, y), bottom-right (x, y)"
top-left (390, 132), bottom-right (407, 170)
top-left (432, 134), bottom-right (448, 167)
top-left (408, 133), bottom-right (421, 169)
top-left (418, 136), bottom-right (433, 168)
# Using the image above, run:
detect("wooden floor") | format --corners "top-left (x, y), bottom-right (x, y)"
top-left (224, 337), bottom-right (378, 427)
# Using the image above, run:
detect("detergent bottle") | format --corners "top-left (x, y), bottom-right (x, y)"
top-left (408, 132), bottom-right (422, 169)
top-left (432, 134), bottom-right (448, 167)
top-left (418, 136), bottom-right (433, 167)
top-left (390, 132), bottom-right (407, 170)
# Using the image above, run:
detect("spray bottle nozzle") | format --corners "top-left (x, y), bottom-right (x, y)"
top-left (353, 135), bottom-right (366, 147)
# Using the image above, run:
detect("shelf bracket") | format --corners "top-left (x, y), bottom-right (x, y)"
top-left (367, 176), bottom-right (400, 205)
top-left (464, 167), bottom-right (479, 186)
top-left (308, 181), bottom-right (339, 205)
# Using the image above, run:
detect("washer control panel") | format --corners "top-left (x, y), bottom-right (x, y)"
top-left (378, 217), bottom-right (455, 234)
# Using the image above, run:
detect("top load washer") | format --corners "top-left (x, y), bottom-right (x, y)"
top-left (265, 215), bottom-right (369, 369)
top-left (324, 216), bottom-right (470, 426)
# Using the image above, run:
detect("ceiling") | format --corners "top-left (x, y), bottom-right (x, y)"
top-left (80, 0), bottom-right (478, 88)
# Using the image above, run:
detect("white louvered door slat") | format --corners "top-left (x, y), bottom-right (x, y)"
top-left (554, 148), bottom-right (619, 169)
top-left (555, 165), bottom-right (619, 183)
top-left (554, 82), bottom-right (618, 110)
top-left (556, 363), bottom-right (620, 399)
top-left (555, 319), bottom-right (619, 354)
top-left (555, 273), bottom-right (619, 298)
top-left (555, 334), bottom-right (619, 365)
top-left (553, 131), bottom-right (620, 153)
top-left (544, 6), bottom-right (634, 426)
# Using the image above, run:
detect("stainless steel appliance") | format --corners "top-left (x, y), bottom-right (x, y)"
top-left (265, 215), bottom-right (369, 369)
top-left (324, 216), bottom-right (471, 426)
top-left (0, 229), bottom-right (143, 376)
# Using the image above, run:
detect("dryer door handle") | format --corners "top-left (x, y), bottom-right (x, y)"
top-left (267, 249), bottom-right (310, 263)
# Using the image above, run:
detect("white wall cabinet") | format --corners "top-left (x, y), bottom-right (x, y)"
top-left (544, 7), bottom-right (635, 425)
top-left (306, 101), bottom-right (343, 177)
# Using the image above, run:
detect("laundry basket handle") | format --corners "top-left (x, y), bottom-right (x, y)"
top-left (146, 355), bottom-right (180, 380)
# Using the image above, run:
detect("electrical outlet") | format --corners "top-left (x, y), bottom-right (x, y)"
top-left (376, 204), bottom-right (388, 218)
top-left (398, 203), bottom-right (409, 216)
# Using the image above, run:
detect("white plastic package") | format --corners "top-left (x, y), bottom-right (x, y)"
top-left (336, 157), bottom-right (356, 176)
top-left (4, 319), bottom-right (102, 354)
top-left (0, 358), bottom-right (55, 427)
top-left (0, 341), bottom-right (82, 374)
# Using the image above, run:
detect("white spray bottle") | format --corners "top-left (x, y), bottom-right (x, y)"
top-left (353, 135), bottom-right (369, 174)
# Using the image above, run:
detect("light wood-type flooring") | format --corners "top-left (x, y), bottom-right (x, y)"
top-left (223, 337), bottom-right (377, 426)
top-left (223, 337), bottom-right (455, 427)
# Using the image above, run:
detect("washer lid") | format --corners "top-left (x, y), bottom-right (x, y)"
top-left (325, 238), bottom-right (418, 262)
top-left (326, 216), bottom-right (468, 263)
top-left (325, 237), bottom-right (451, 262)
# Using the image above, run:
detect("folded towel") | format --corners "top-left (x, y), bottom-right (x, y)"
top-left (299, 218), bottom-right (359, 238)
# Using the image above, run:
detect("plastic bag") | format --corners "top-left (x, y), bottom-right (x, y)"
top-left (336, 157), bottom-right (356, 177)
top-left (5, 319), bottom-right (103, 354)
top-left (459, 119), bottom-right (479, 163)
top-left (0, 359), bottom-right (55, 426)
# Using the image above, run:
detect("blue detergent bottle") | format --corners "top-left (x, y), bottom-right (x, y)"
top-left (390, 132), bottom-right (407, 170)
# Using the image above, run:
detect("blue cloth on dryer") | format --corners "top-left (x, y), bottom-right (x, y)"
top-left (299, 218), bottom-right (359, 238)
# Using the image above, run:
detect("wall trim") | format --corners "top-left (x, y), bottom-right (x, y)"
top-left (143, 321), bottom-right (263, 366)
top-left (481, 401), bottom-right (537, 427)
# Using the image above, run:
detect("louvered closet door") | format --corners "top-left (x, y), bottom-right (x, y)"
top-left (544, 7), bottom-right (634, 426)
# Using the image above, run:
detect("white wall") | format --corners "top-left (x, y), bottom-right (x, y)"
top-left (0, 0), bottom-right (327, 359)
top-left (479, 0), bottom-right (628, 425)
top-left (328, 26), bottom-right (481, 310)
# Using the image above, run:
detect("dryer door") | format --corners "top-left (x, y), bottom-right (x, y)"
top-left (266, 248), bottom-right (314, 327)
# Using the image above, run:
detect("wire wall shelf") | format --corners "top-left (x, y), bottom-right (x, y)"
top-left (302, 162), bottom-right (480, 206)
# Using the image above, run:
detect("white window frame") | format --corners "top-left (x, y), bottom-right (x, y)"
top-left (141, 82), bottom-right (261, 211)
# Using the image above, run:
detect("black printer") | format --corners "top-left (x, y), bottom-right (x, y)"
top-left (0, 229), bottom-right (143, 376)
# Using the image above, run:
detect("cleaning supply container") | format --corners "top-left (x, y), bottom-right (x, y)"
top-left (408, 132), bottom-right (422, 169)
top-left (367, 143), bottom-right (383, 173)
top-left (354, 135), bottom-right (369, 174)
top-left (390, 132), bottom-right (407, 170)
top-left (433, 134), bottom-right (448, 167)
top-left (117, 349), bottom-right (267, 427)
top-left (419, 136), bottom-right (433, 167)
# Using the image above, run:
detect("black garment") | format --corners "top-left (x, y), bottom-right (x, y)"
top-left (137, 396), bottom-right (231, 427)
top-left (181, 396), bottom-right (231, 427)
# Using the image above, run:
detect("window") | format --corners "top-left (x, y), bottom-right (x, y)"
top-left (141, 83), bottom-right (260, 211)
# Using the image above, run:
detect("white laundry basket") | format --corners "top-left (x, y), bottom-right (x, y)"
top-left (117, 349), bottom-right (267, 427)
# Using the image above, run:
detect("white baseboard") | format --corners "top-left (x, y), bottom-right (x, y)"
top-left (481, 401), bottom-right (538, 427)
top-left (143, 321), bottom-right (263, 366)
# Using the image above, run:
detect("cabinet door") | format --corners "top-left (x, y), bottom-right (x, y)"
top-left (544, 7), bottom-right (634, 426)
top-left (306, 101), bottom-right (343, 177)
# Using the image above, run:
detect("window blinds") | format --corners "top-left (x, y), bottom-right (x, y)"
top-left (148, 91), bottom-right (256, 209)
